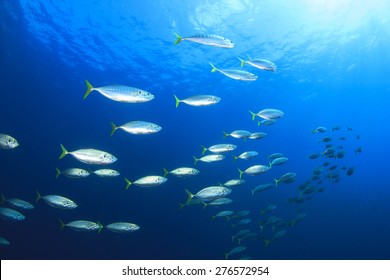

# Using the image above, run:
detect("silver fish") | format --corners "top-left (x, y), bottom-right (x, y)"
top-left (233, 151), bottom-right (258, 161)
top-left (93, 169), bottom-right (120, 177)
top-left (222, 179), bottom-right (246, 187)
top-left (60, 219), bottom-right (103, 233)
top-left (0, 207), bottom-right (25, 221)
top-left (210, 63), bottom-right (257, 81)
top-left (251, 183), bottom-right (273, 196)
top-left (249, 109), bottom-right (284, 120)
top-left (222, 130), bottom-right (252, 140)
top-left (249, 132), bottom-right (267, 140)
top-left (269, 157), bottom-right (288, 167)
top-left (174, 33), bottom-right (235, 48)
top-left (212, 210), bottom-right (234, 220)
top-left (84, 80), bottom-right (154, 103)
top-left (36, 192), bottom-right (78, 210)
top-left (201, 144), bottom-right (236, 155)
top-left (185, 186), bottom-right (232, 204)
top-left (125, 176), bottom-right (167, 189)
top-left (0, 237), bottom-right (10, 246)
top-left (163, 167), bottom-right (199, 178)
top-left (225, 246), bottom-right (246, 259)
top-left (110, 121), bottom-right (161, 136)
top-left (55, 167), bottom-right (90, 179)
top-left (274, 172), bottom-right (297, 187)
top-left (238, 58), bottom-right (277, 72)
top-left (238, 165), bottom-right (270, 178)
top-left (106, 222), bottom-right (140, 233)
top-left (0, 133), bottom-right (19, 149)
top-left (0, 194), bottom-right (34, 210)
top-left (174, 94), bottom-right (221, 108)
top-left (59, 144), bottom-right (117, 165)
top-left (193, 154), bottom-right (224, 165)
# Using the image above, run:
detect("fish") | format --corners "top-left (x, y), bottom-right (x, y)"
top-left (238, 57), bottom-right (277, 72)
top-left (249, 132), bottom-right (267, 140)
top-left (55, 167), bottom-right (90, 179)
top-left (237, 232), bottom-right (259, 245)
top-left (110, 121), bottom-right (161, 136)
top-left (0, 194), bottom-right (34, 210)
top-left (312, 127), bottom-right (327, 134)
top-left (193, 154), bottom-right (224, 165)
top-left (125, 176), bottom-right (167, 189)
top-left (106, 222), bottom-right (140, 233)
top-left (269, 157), bottom-right (288, 167)
top-left (174, 33), bottom-right (235, 48)
top-left (258, 119), bottom-right (277, 126)
top-left (0, 133), bottom-right (19, 149)
top-left (59, 144), bottom-right (117, 165)
top-left (178, 198), bottom-right (205, 209)
top-left (84, 80), bottom-right (154, 103)
top-left (222, 179), bottom-right (246, 187)
top-left (267, 153), bottom-right (285, 160)
top-left (307, 153), bottom-right (320, 160)
top-left (260, 204), bottom-right (277, 216)
top-left (336, 150), bottom-right (346, 159)
top-left (319, 137), bottom-right (332, 143)
top-left (251, 183), bottom-right (273, 196)
top-left (163, 167), bottom-right (199, 178)
top-left (231, 229), bottom-right (251, 242)
top-left (205, 198), bottom-right (233, 207)
top-left (233, 151), bottom-right (258, 161)
top-left (229, 210), bottom-right (250, 220)
top-left (174, 94), bottom-right (221, 108)
top-left (0, 237), bottom-right (10, 246)
top-left (0, 207), bottom-right (25, 221)
top-left (355, 146), bottom-right (362, 154)
top-left (274, 172), bottom-right (297, 187)
top-left (93, 169), bottom-right (120, 177)
top-left (201, 144), bottom-right (237, 155)
top-left (238, 165), bottom-right (270, 179)
top-left (185, 186), bottom-right (232, 204)
top-left (346, 167), bottom-right (355, 176)
top-left (60, 219), bottom-right (103, 233)
top-left (222, 130), bottom-right (252, 140)
top-left (36, 191), bottom-right (78, 210)
top-left (231, 218), bottom-right (251, 228)
top-left (212, 210), bottom-right (234, 220)
top-left (332, 126), bottom-right (341, 132)
top-left (264, 229), bottom-right (287, 247)
top-left (225, 246), bottom-right (246, 259)
top-left (210, 63), bottom-right (257, 81)
top-left (249, 109), bottom-right (284, 120)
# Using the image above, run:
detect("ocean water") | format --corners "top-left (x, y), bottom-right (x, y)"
top-left (1, 0), bottom-right (390, 260)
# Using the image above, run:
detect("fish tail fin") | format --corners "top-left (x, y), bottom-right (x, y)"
top-left (299, 191), bottom-right (303, 199)
top-left (178, 203), bottom-right (184, 210)
top-left (59, 144), bottom-right (68, 159)
top-left (238, 238), bottom-right (242, 245)
top-left (222, 131), bottom-right (228, 139)
top-left (174, 94), bottom-right (181, 108)
top-left (233, 155), bottom-right (238, 162)
top-left (209, 62), bottom-right (218, 73)
top-left (231, 236), bottom-right (235, 242)
top-left (35, 191), bottom-right (41, 203)
top-left (248, 110), bottom-right (256, 121)
top-left (200, 145), bottom-right (207, 155)
top-left (185, 189), bottom-right (194, 205)
top-left (257, 120), bottom-right (261, 126)
top-left (251, 189), bottom-right (255, 196)
top-left (0, 193), bottom-right (5, 204)
top-left (124, 178), bottom-right (132, 190)
top-left (225, 253), bottom-right (229, 260)
top-left (238, 168), bottom-right (243, 179)
top-left (163, 168), bottom-right (169, 177)
top-left (55, 167), bottom-right (61, 179)
top-left (312, 130), bottom-right (316, 135)
top-left (238, 57), bottom-right (245, 67)
top-left (173, 32), bottom-right (182, 45)
top-left (110, 122), bottom-right (117, 136)
top-left (211, 216), bottom-right (216, 221)
top-left (59, 219), bottom-right (65, 231)
top-left (97, 221), bottom-right (103, 234)
top-left (274, 178), bottom-right (279, 188)
top-left (290, 219), bottom-right (297, 227)
top-left (264, 239), bottom-right (271, 247)
top-left (193, 156), bottom-right (198, 166)
top-left (202, 201), bottom-right (208, 209)
top-left (84, 80), bottom-right (94, 99)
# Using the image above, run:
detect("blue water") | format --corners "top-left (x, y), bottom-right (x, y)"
top-left (1, 0), bottom-right (390, 260)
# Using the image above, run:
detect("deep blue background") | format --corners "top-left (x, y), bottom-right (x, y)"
top-left (1, 0), bottom-right (389, 260)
